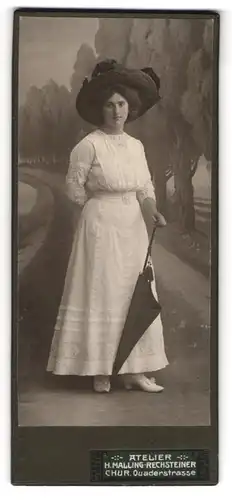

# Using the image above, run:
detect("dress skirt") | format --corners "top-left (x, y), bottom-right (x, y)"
top-left (47, 191), bottom-right (168, 375)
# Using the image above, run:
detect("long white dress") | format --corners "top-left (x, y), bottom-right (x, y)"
top-left (47, 129), bottom-right (168, 375)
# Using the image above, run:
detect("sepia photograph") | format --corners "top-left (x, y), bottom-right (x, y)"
top-left (16, 12), bottom-right (216, 428)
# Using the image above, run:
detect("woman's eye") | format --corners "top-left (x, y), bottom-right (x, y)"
top-left (105, 101), bottom-right (125, 109)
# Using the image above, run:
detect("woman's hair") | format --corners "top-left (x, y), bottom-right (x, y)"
top-left (90, 84), bottom-right (142, 125)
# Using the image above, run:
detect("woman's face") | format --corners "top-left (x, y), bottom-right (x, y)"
top-left (102, 93), bottom-right (129, 131)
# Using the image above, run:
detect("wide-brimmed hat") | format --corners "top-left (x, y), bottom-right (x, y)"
top-left (76, 59), bottom-right (161, 125)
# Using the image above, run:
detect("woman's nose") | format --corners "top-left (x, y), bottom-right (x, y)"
top-left (113, 105), bottom-right (120, 115)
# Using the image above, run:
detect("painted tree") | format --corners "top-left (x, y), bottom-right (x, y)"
top-left (181, 19), bottom-right (214, 162)
top-left (164, 18), bottom-right (213, 231)
top-left (19, 43), bottom-right (97, 168)
top-left (70, 43), bottom-right (97, 138)
top-left (19, 80), bottom-right (77, 168)
top-left (18, 86), bottom-right (44, 160)
top-left (95, 18), bottom-right (134, 64)
top-left (39, 79), bottom-right (75, 162)
top-left (128, 18), bottom-right (210, 231)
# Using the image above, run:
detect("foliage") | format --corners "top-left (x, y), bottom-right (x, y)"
top-left (181, 20), bottom-right (214, 161)
top-left (19, 81), bottom-right (76, 164)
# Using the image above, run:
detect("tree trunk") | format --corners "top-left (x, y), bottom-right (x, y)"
top-left (174, 158), bottom-right (195, 233)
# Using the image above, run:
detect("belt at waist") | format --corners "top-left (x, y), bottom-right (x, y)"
top-left (91, 191), bottom-right (137, 204)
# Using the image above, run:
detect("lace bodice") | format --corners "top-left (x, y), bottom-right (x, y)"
top-left (66, 129), bottom-right (156, 206)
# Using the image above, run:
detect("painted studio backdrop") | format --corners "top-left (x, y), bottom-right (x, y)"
top-left (17, 15), bottom-right (213, 426)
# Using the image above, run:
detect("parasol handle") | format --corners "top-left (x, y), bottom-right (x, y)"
top-left (142, 224), bottom-right (157, 272)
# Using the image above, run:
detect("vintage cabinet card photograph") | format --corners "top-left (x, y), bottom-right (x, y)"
top-left (12, 8), bottom-right (219, 485)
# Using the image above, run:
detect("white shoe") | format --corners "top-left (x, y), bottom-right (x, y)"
top-left (123, 374), bottom-right (164, 393)
top-left (93, 375), bottom-right (111, 393)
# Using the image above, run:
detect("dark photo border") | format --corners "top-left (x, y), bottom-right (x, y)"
top-left (11, 8), bottom-right (219, 485)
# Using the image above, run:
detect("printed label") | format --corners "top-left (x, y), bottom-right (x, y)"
top-left (90, 449), bottom-right (209, 483)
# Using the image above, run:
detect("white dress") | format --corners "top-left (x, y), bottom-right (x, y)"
top-left (47, 129), bottom-right (168, 375)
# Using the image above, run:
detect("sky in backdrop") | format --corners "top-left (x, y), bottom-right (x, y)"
top-left (18, 16), bottom-right (99, 105)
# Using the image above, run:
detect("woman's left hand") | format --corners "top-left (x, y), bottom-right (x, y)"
top-left (152, 211), bottom-right (167, 227)
top-left (142, 198), bottom-right (166, 227)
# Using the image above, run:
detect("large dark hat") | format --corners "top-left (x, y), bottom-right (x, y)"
top-left (76, 59), bottom-right (161, 125)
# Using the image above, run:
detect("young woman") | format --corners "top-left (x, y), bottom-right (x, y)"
top-left (47, 60), bottom-right (168, 393)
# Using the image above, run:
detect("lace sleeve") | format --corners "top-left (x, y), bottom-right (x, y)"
top-left (136, 142), bottom-right (157, 205)
top-left (66, 138), bottom-right (94, 206)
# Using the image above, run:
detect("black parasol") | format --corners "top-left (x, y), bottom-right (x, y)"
top-left (112, 225), bottom-right (161, 375)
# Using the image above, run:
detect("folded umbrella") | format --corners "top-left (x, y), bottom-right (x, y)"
top-left (112, 225), bottom-right (161, 375)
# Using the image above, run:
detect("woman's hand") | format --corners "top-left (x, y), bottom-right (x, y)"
top-left (142, 197), bottom-right (167, 227)
top-left (152, 211), bottom-right (167, 227)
